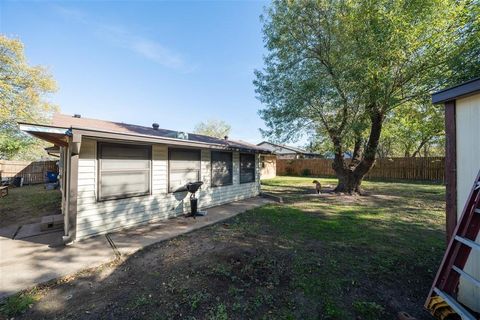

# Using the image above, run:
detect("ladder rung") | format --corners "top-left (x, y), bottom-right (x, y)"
top-left (452, 266), bottom-right (480, 288)
top-left (433, 288), bottom-right (476, 320)
top-left (455, 236), bottom-right (480, 252)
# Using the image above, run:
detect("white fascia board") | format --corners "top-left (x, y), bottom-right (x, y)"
top-left (19, 124), bottom-right (69, 135)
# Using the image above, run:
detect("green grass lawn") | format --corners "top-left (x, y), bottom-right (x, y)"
top-left (2, 177), bottom-right (445, 320)
top-left (0, 184), bottom-right (61, 228)
top-left (256, 176), bottom-right (446, 318)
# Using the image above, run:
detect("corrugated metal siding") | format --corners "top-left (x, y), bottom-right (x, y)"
top-left (455, 94), bottom-right (480, 312)
top-left (76, 139), bottom-right (260, 239)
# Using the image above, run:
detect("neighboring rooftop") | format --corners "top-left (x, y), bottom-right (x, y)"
top-left (20, 114), bottom-right (270, 153)
top-left (257, 141), bottom-right (319, 156)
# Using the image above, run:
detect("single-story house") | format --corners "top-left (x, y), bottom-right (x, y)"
top-left (19, 114), bottom-right (270, 242)
top-left (256, 141), bottom-right (321, 159)
top-left (432, 77), bottom-right (480, 313)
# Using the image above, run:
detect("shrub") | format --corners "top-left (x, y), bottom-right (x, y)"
top-left (301, 168), bottom-right (311, 176)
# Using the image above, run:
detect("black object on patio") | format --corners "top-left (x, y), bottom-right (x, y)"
top-left (185, 181), bottom-right (207, 218)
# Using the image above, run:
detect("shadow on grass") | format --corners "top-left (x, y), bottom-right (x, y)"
top-left (262, 177), bottom-right (445, 206)
top-left (10, 195), bottom-right (445, 320)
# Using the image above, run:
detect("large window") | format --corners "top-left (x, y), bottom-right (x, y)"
top-left (240, 153), bottom-right (256, 183)
top-left (98, 142), bottom-right (151, 201)
top-left (211, 151), bottom-right (233, 187)
top-left (169, 148), bottom-right (201, 192)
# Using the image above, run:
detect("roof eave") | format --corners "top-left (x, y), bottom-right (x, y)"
top-left (19, 123), bottom-right (70, 135)
top-left (432, 78), bottom-right (480, 104)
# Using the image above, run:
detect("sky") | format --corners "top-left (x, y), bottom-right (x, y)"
top-left (1, 0), bottom-right (306, 145)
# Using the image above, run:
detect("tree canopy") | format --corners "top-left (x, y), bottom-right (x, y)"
top-left (0, 35), bottom-right (58, 160)
top-left (378, 102), bottom-right (445, 158)
top-left (255, 0), bottom-right (480, 193)
top-left (193, 119), bottom-right (231, 139)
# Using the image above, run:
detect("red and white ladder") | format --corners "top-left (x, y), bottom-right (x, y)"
top-left (425, 170), bottom-right (480, 320)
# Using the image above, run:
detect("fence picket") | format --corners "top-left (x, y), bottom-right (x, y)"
top-left (277, 157), bottom-right (445, 182)
top-left (0, 160), bottom-right (58, 185)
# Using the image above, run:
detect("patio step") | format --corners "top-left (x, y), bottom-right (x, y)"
top-left (260, 192), bottom-right (283, 203)
top-left (40, 215), bottom-right (64, 231)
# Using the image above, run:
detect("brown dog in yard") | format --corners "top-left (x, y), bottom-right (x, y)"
top-left (312, 180), bottom-right (322, 194)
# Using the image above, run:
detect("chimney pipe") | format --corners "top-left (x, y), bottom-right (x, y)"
top-left (224, 135), bottom-right (228, 140)
top-left (152, 123), bottom-right (159, 130)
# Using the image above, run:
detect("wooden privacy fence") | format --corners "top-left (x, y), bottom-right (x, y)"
top-left (0, 160), bottom-right (58, 185)
top-left (277, 157), bottom-right (445, 182)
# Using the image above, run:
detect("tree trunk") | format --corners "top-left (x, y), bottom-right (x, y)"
top-left (334, 168), bottom-right (364, 194)
top-left (349, 134), bottom-right (363, 168)
top-left (330, 136), bottom-right (364, 194)
top-left (331, 109), bottom-right (384, 194)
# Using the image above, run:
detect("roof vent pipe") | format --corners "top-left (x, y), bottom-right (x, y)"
top-left (152, 123), bottom-right (159, 130)
top-left (73, 114), bottom-right (81, 118)
top-left (224, 135), bottom-right (228, 140)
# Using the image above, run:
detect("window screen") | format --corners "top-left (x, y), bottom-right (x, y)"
top-left (240, 153), bottom-right (256, 183)
top-left (211, 151), bottom-right (233, 187)
top-left (169, 148), bottom-right (201, 192)
top-left (98, 142), bottom-right (151, 201)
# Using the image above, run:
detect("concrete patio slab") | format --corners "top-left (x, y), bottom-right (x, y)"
top-left (109, 197), bottom-right (273, 255)
top-left (15, 229), bottom-right (65, 247)
top-left (0, 225), bottom-right (19, 240)
top-left (0, 234), bottom-right (115, 299)
top-left (12, 223), bottom-right (41, 239)
top-left (0, 196), bottom-right (273, 299)
top-left (14, 222), bottom-right (63, 240)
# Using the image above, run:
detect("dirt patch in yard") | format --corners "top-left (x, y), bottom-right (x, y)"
top-left (11, 223), bottom-right (302, 320)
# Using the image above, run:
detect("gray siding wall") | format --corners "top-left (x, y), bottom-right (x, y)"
top-left (76, 138), bottom-right (260, 239)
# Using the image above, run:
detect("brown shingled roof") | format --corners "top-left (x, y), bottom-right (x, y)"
top-left (46, 114), bottom-right (269, 153)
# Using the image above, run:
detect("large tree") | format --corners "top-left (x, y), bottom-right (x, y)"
top-left (255, 0), bottom-right (480, 193)
top-left (379, 102), bottom-right (444, 158)
top-left (193, 119), bottom-right (231, 139)
top-left (0, 35), bottom-right (58, 160)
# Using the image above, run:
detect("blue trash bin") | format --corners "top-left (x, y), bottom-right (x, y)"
top-left (46, 171), bottom-right (58, 183)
